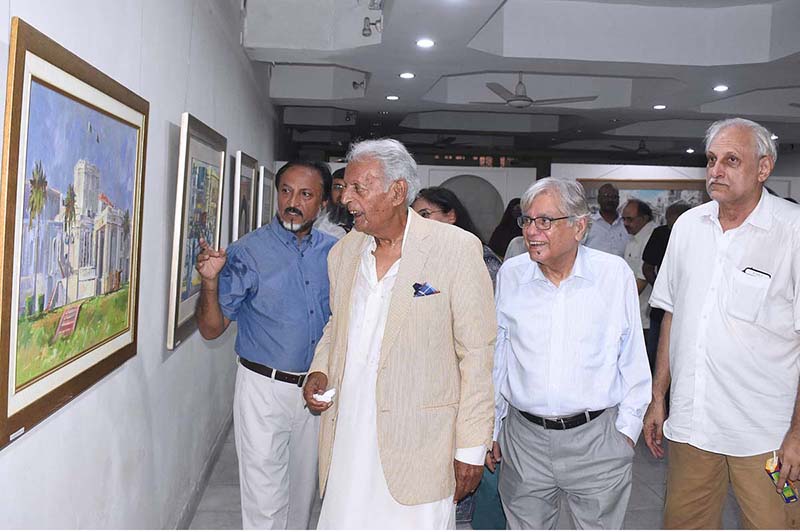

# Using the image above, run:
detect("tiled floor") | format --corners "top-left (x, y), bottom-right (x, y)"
top-left (188, 427), bottom-right (742, 529)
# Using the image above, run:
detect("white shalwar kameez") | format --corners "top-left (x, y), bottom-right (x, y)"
top-left (316, 225), bottom-right (455, 530)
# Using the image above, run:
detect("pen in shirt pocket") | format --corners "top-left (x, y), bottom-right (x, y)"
top-left (742, 267), bottom-right (771, 279)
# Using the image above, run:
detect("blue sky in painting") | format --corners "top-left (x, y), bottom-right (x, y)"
top-left (23, 79), bottom-right (137, 215)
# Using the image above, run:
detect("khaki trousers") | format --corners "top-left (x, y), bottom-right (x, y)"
top-left (664, 440), bottom-right (800, 529)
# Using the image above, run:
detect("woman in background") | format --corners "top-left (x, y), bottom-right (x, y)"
top-left (487, 198), bottom-right (522, 259)
top-left (412, 187), bottom-right (501, 287)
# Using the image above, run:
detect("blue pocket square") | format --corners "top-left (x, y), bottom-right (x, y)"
top-left (413, 282), bottom-right (440, 297)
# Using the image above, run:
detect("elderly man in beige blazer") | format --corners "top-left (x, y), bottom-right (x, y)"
top-left (303, 138), bottom-right (496, 529)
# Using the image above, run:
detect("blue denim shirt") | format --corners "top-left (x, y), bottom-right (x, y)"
top-left (218, 216), bottom-right (336, 372)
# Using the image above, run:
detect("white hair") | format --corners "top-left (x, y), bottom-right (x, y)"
top-left (520, 178), bottom-right (592, 232)
top-left (346, 138), bottom-right (420, 205)
top-left (704, 117), bottom-right (778, 163)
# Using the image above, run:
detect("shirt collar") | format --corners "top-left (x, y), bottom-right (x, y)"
top-left (591, 211), bottom-right (623, 227)
top-left (522, 243), bottom-right (594, 285)
top-left (702, 186), bottom-right (773, 231)
top-left (631, 220), bottom-right (657, 242)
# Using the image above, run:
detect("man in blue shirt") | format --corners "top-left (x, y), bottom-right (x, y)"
top-left (195, 161), bottom-right (336, 529)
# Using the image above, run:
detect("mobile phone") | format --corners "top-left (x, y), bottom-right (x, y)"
top-left (766, 454), bottom-right (798, 504)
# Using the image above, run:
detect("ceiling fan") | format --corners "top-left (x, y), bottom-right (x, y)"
top-left (610, 139), bottom-right (651, 155)
top-left (471, 72), bottom-right (598, 108)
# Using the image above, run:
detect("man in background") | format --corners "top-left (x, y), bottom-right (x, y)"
top-left (584, 182), bottom-right (629, 257)
top-left (640, 201), bottom-right (691, 369)
top-left (314, 167), bottom-right (353, 236)
top-left (622, 198), bottom-right (657, 350)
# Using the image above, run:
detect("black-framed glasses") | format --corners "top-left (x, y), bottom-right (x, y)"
top-left (417, 209), bottom-right (444, 219)
top-left (517, 215), bottom-right (572, 230)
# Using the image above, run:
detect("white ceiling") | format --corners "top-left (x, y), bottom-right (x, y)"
top-left (243, 0), bottom-right (800, 164)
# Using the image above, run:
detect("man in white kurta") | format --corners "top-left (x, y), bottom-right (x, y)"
top-left (303, 139), bottom-right (496, 530)
top-left (316, 219), bottom-right (457, 529)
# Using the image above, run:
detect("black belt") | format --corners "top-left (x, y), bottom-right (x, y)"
top-left (520, 409), bottom-right (605, 430)
top-left (238, 357), bottom-right (306, 387)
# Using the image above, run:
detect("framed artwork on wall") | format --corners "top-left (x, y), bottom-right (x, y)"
top-left (578, 179), bottom-right (709, 225)
top-left (166, 113), bottom-right (227, 350)
top-left (257, 165), bottom-right (275, 227)
top-left (0, 18), bottom-right (149, 447)
top-left (231, 151), bottom-right (257, 241)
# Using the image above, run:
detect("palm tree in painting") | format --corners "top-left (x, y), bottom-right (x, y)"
top-left (62, 183), bottom-right (76, 303)
top-left (28, 160), bottom-right (48, 315)
top-left (122, 208), bottom-right (130, 243)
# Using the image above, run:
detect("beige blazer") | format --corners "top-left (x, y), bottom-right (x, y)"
top-left (309, 210), bottom-right (496, 505)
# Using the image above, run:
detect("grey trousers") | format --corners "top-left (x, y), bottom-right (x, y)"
top-left (498, 407), bottom-right (634, 530)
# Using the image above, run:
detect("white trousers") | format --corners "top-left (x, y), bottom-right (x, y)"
top-left (233, 364), bottom-right (320, 529)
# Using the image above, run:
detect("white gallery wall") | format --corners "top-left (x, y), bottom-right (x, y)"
top-left (0, 0), bottom-right (275, 528)
top-left (771, 151), bottom-right (800, 201)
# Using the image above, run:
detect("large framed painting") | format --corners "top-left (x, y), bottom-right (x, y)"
top-left (257, 165), bottom-right (275, 227)
top-left (166, 113), bottom-right (227, 350)
top-left (231, 151), bottom-right (257, 241)
top-left (0, 18), bottom-right (149, 447)
top-left (578, 179), bottom-right (709, 226)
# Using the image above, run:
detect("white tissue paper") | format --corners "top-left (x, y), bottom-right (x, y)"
top-left (313, 388), bottom-right (337, 403)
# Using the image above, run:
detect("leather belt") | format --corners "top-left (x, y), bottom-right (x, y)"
top-left (520, 409), bottom-right (605, 430)
top-left (238, 357), bottom-right (306, 387)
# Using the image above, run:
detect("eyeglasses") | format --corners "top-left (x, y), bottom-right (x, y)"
top-left (417, 209), bottom-right (444, 219)
top-left (517, 215), bottom-right (572, 230)
top-left (332, 184), bottom-right (345, 191)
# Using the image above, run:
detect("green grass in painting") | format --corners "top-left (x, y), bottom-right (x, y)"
top-left (15, 285), bottom-right (130, 388)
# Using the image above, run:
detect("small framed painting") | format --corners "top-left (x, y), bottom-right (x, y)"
top-left (231, 151), bottom-right (257, 241)
top-left (166, 112), bottom-right (226, 350)
top-left (257, 165), bottom-right (275, 227)
top-left (0, 18), bottom-right (149, 446)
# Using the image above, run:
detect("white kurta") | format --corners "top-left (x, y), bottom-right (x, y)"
top-left (316, 229), bottom-right (455, 530)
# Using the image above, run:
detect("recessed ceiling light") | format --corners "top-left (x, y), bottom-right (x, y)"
top-left (416, 38), bottom-right (435, 48)
top-left (653, 104), bottom-right (667, 110)
top-left (386, 95), bottom-right (399, 101)
top-left (771, 134), bottom-right (779, 140)
top-left (713, 84), bottom-right (729, 92)
top-left (399, 72), bottom-right (415, 79)
top-left (685, 148), bottom-right (695, 154)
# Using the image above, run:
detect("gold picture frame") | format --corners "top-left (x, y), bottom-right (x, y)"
top-left (0, 18), bottom-right (149, 447)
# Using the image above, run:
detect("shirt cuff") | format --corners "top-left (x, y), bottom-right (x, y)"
top-left (455, 445), bottom-right (486, 466)
top-left (616, 414), bottom-right (644, 445)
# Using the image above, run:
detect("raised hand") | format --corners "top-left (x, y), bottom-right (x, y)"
top-left (195, 237), bottom-right (227, 282)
